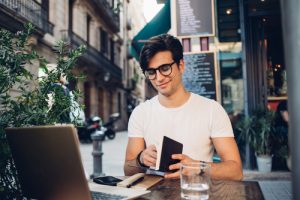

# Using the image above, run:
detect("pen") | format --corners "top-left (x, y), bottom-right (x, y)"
top-left (126, 177), bottom-right (144, 188)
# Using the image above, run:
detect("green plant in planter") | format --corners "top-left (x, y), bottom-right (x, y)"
top-left (236, 108), bottom-right (276, 156)
top-left (236, 108), bottom-right (277, 172)
top-left (0, 24), bottom-right (86, 199)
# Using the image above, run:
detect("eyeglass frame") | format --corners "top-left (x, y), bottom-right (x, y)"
top-left (144, 61), bottom-right (176, 80)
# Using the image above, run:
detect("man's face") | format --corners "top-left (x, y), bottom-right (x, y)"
top-left (147, 51), bottom-right (184, 97)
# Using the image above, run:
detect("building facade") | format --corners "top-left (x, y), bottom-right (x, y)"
top-left (0, 0), bottom-right (148, 130)
top-left (122, 0), bottom-right (147, 118)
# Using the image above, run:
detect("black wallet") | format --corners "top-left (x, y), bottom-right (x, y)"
top-left (159, 136), bottom-right (183, 172)
top-left (93, 176), bottom-right (122, 186)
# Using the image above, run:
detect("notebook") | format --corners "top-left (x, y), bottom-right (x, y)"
top-left (5, 125), bottom-right (149, 200)
top-left (117, 173), bottom-right (163, 190)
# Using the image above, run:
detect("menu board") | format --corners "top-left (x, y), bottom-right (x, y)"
top-left (182, 52), bottom-right (217, 100)
top-left (176, 0), bottom-right (214, 37)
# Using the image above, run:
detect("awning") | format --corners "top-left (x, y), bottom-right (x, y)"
top-left (131, 0), bottom-right (171, 60)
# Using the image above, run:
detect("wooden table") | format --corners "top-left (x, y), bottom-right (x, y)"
top-left (137, 179), bottom-right (264, 200)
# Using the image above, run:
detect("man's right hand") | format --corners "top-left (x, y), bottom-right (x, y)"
top-left (140, 145), bottom-right (157, 167)
top-left (124, 138), bottom-right (157, 176)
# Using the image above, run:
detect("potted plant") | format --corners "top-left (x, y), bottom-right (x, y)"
top-left (236, 108), bottom-right (276, 172)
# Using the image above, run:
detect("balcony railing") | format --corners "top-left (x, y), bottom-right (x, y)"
top-left (61, 30), bottom-right (122, 81)
top-left (0, 0), bottom-right (53, 34)
top-left (92, 0), bottom-right (120, 33)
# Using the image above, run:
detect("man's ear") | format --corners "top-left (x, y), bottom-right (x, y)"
top-left (179, 59), bottom-right (185, 73)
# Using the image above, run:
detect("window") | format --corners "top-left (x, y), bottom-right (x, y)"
top-left (217, 0), bottom-right (241, 42)
top-left (100, 28), bottom-right (108, 54)
top-left (87, 15), bottom-right (91, 44)
top-left (118, 92), bottom-right (121, 114)
top-left (110, 39), bottom-right (114, 63)
top-left (41, 0), bottom-right (49, 19)
top-left (68, 0), bottom-right (74, 30)
top-left (84, 82), bottom-right (91, 118)
top-left (219, 51), bottom-right (244, 114)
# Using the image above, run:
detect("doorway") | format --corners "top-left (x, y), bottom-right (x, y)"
top-left (245, 0), bottom-right (285, 111)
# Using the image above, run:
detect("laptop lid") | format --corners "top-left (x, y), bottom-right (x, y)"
top-left (6, 125), bottom-right (91, 200)
top-left (6, 125), bottom-right (150, 200)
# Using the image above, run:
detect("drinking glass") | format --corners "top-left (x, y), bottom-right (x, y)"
top-left (180, 162), bottom-right (211, 200)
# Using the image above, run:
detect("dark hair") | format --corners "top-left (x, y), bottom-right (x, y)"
top-left (139, 34), bottom-right (183, 73)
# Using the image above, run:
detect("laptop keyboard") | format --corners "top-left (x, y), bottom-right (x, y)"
top-left (91, 191), bottom-right (128, 200)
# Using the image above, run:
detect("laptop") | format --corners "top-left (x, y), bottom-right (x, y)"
top-left (5, 125), bottom-right (149, 200)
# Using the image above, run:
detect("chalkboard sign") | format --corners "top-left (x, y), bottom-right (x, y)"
top-left (176, 0), bottom-right (214, 37)
top-left (182, 52), bottom-right (218, 100)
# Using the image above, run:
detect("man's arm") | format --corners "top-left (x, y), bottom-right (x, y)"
top-left (280, 110), bottom-right (289, 122)
top-left (124, 137), bottom-right (158, 176)
top-left (124, 137), bottom-right (145, 176)
top-left (165, 137), bottom-right (243, 181)
top-left (209, 137), bottom-right (243, 180)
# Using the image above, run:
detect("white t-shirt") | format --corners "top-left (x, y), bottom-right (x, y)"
top-left (128, 93), bottom-right (234, 162)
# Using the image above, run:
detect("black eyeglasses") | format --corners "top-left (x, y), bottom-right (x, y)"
top-left (144, 62), bottom-right (176, 80)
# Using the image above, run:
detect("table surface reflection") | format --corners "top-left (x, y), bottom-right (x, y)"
top-left (137, 179), bottom-right (264, 200)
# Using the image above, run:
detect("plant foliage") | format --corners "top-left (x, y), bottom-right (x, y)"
top-left (0, 23), bottom-right (86, 199)
top-left (236, 108), bottom-right (276, 155)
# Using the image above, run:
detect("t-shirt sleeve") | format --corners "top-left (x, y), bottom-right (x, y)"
top-left (210, 101), bottom-right (234, 138)
top-left (128, 104), bottom-right (145, 138)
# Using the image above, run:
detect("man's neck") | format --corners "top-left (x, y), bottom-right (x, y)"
top-left (158, 86), bottom-right (190, 108)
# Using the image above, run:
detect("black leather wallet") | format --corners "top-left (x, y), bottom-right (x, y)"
top-left (158, 136), bottom-right (183, 172)
top-left (93, 176), bottom-right (122, 186)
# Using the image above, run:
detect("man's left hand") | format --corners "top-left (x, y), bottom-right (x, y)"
top-left (164, 154), bottom-right (196, 179)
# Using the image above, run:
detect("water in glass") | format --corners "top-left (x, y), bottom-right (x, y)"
top-left (181, 182), bottom-right (209, 200)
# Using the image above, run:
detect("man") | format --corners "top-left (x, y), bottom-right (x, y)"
top-left (274, 100), bottom-right (291, 170)
top-left (275, 100), bottom-right (288, 128)
top-left (124, 34), bottom-right (243, 180)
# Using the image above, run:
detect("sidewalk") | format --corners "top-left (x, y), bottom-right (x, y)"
top-left (79, 131), bottom-right (293, 199)
top-left (79, 131), bottom-right (127, 176)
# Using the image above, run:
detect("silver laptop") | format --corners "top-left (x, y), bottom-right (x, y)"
top-left (6, 125), bottom-right (149, 200)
